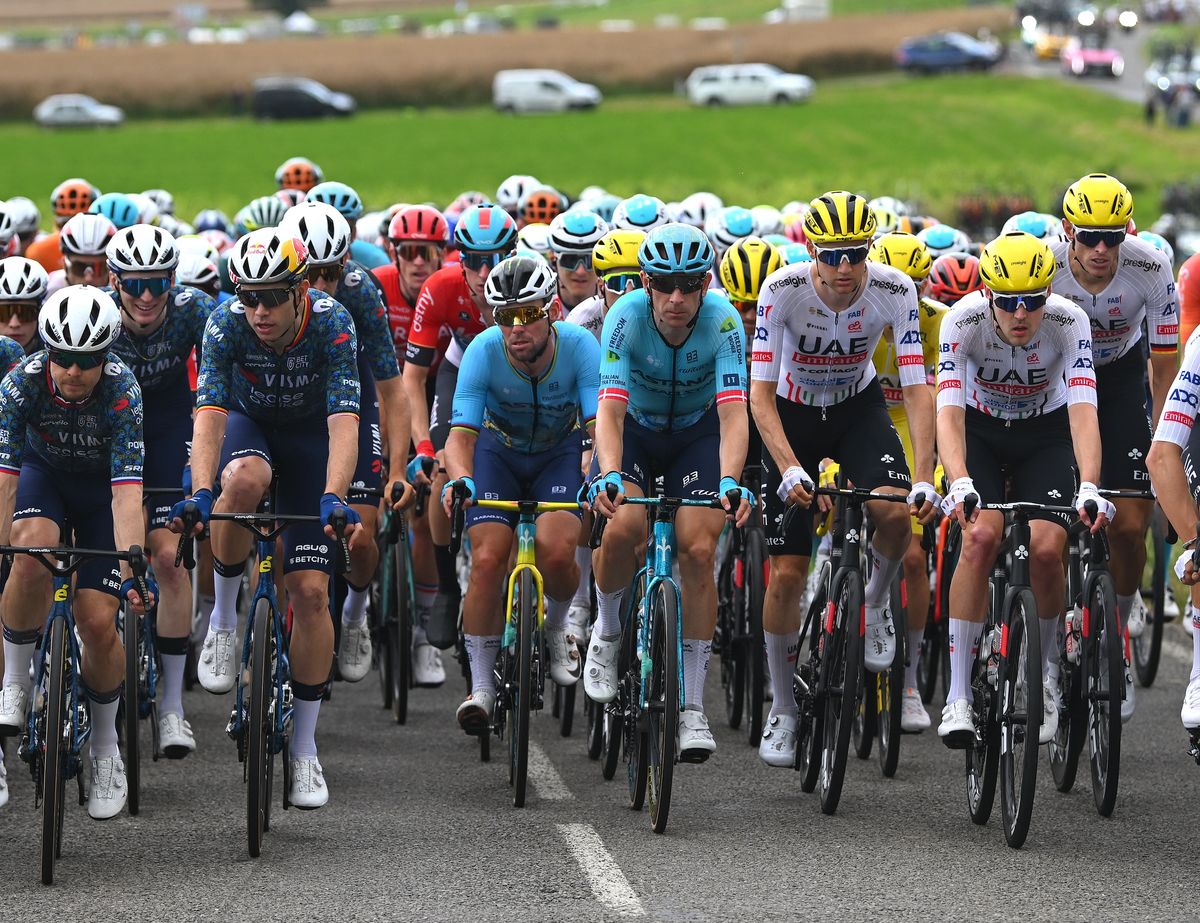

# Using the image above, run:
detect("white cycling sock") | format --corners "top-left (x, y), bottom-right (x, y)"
top-left (2, 630), bottom-right (38, 692)
top-left (341, 583), bottom-right (369, 626)
top-left (947, 618), bottom-right (983, 703)
top-left (465, 634), bottom-right (501, 693)
top-left (1039, 614), bottom-right (1060, 679)
top-left (1191, 606), bottom-right (1200, 683)
top-left (158, 652), bottom-right (186, 718)
top-left (290, 698), bottom-right (321, 760)
top-left (572, 547), bottom-right (592, 607)
top-left (544, 595), bottom-right (569, 633)
top-left (210, 562), bottom-right (243, 632)
top-left (594, 587), bottom-right (624, 639)
top-left (88, 693), bottom-right (120, 759)
top-left (764, 629), bottom-right (799, 717)
top-left (1117, 593), bottom-right (1136, 634)
top-left (864, 543), bottom-right (902, 610)
top-left (905, 627), bottom-right (924, 689)
top-left (682, 638), bottom-right (712, 708)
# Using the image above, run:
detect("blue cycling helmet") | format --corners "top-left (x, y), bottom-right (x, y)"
top-left (89, 192), bottom-right (140, 230)
top-left (613, 194), bottom-right (669, 232)
top-left (306, 181), bottom-right (364, 222)
top-left (194, 209), bottom-right (232, 236)
top-left (706, 205), bottom-right (757, 253)
top-left (453, 204), bottom-right (517, 252)
top-left (1138, 230), bottom-right (1175, 266)
top-left (1002, 210), bottom-right (1053, 240)
top-left (588, 193), bottom-right (621, 225)
top-left (638, 222), bottom-right (715, 275)
top-left (778, 242), bottom-right (813, 265)
top-left (917, 223), bottom-right (971, 257)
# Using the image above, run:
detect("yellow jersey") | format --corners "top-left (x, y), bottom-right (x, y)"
top-left (872, 296), bottom-right (946, 409)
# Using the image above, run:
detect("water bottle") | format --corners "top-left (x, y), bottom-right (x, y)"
top-left (1065, 606), bottom-right (1081, 665)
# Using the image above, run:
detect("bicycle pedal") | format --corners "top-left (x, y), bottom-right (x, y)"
top-left (1188, 728), bottom-right (1200, 764)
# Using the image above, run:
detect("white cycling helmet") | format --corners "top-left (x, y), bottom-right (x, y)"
top-left (142, 188), bottom-right (175, 216)
top-left (578, 185), bottom-right (609, 203)
top-left (0, 257), bottom-right (50, 303)
top-left (126, 193), bottom-right (161, 228)
top-left (176, 233), bottom-right (221, 263)
top-left (106, 224), bottom-right (180, 274)
top-left (228, 227), bottom-right (308, 286)
top-left (750, 205), bottom-right (784, 237)
top-left (517, 222), bottom-right (553, 255)
top-left (156, 214), bottom-right (190, 239)
top-left (39, 284), bottom-right (121, 352)
top-left (280, 201), bottom-right (351, 266)
top-left (705, 205), bottom-right (758, 254)
top-left (869, 195), bottom-right (910, 218)
top-left (677, 192), bottom-right (724, 229)
top-left (176, 251), bottom-right (219, 289)
top-left (496, 174), bottom-right (540, 214)
top-left (60, 213), bottom-right (117, 258)
top-left (548, 210), bottom-right (609, 254)
top-left (611, 194), bottom-right (670, 232)
top-left (0, 201), bottom-right (15, 247)
top-left (484, 254), bottom-right (558, 307)
top-left (5, 197), bottom-right (41, 236)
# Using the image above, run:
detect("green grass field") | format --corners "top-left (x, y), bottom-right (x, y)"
top-left (0, 73), bottom-right (1189, 228)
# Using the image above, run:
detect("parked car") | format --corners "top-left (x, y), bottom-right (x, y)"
top-left (1033, 29), bottom-right (1072, 60)
top-left (895, 32), bottom-right (1001, 74)
top-left (492, 69), bottom-right (601, 113)
top-left (685, 63), bottom-right (814, 106)
top-left (1062, 34), bottom-right (1125, 77)
top-left (33, 94), bottom-right (123, 128)
top-left (251, 76), bottom-right (355, 120)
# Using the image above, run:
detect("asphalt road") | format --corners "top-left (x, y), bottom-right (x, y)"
top-left (1, 614), bottom-right (1198, 921)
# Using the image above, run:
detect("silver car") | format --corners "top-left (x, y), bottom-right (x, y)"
top-left (33, 94), bottom-right (124, 128)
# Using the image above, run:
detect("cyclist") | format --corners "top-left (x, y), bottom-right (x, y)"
top-left (276, 156), bottom-right (324, 193)
top-left (89, 193), bottom-right (141, 231)
top-left (496, 174), bottom-right (540, 220)
top-left (104, 224), bottom-right (216, 757)
top-left (0, 256), bottom-right (52, 356)
top-left (306, 180), bottom-right (390, 270)
top-left (585, 222), bottom-right (753, 764)
top-left (935, 231), bottom-right (1109, 748)
top-left (750, 192), bottom-right (936, 767)
top-left (171, 228), bottom-right (362, 809)
top-left (279, 200), bottom-right (414, 684)
top-left (442, 255), bottom-right (599, 730)
top-left (1050, 173), bottom-right (1179, 720)
top-left (25, 178), bottom-right (99, 274)
top-left (925, 252), bottom-right (984, 308)
top-left (517, 186), bottom-right (564, 231)
top-left (0, 285), bottom-right (150, 819)
top-left (611, 194), bottom-right (670, 234)
top-left (403, 204), bottom-right (517, 645)
top-left (1180, 248), bottom-right (1200, 344)
top-left (49, 212), bottom-right (117, 299)
top-left (548, 210), bottom-right (609, 314)
top-left (6, 197), bottom-right (42, 258)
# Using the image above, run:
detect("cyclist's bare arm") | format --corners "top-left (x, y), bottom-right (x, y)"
top-left (403, 361), bottom-right (432, 447)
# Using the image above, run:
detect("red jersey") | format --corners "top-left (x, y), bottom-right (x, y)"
top-left (373, 263), bottom-right (416, 360)
top-left (1180, 252), bottom-right (1200, 346)
top-left (404, 265), bottom-right (485, 368)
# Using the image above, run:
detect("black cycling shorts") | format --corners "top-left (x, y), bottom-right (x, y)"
top-left (1096, 347), bottom-right (1153, 491)
top-left (762, 381), bottom-right (911, 556)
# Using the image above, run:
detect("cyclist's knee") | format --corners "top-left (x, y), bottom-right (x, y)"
top-left (468, 539), bottom-right (509, 583)
top-left (285, 574), bottom-right (329, 621)
top-left (219, 456), bottom-right (271, 505)
top-left (959, 519), bottom-right (1001, 569)
top-left (767, 554), bottom-right (807, 592)
top-left (74, 592), bottom-right (120, 645)
top-left (1030, 533), bottom-right (1065, 573)
top-left (903, 539), bottom-right (926, 578)
top-left (12, 516), bottom-right (57, 547)
top-left (677, 533), bottom-right (716, 571)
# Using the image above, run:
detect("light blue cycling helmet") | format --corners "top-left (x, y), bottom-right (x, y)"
top-left (306, 181), bottom-right (364, 222)
top-left (1138, 230), bottom-right (1175, 267)
top-left (454, 204), bottom-right (518, 252)
top-left (638, 222), bottom-right (715, 275)
top-left (587, 193), bottom-right (622, 225)
top-left (778, 242), bottom-right (813, 264)
top-left (88, 193), bottom-right (140, 230)
top-left (706, 205), bottom-right (757, 253)
top-left (918, 223), bottom-right (971, 257)
top-left (1002, 210), bottom-right (1054, 240)
top-left (613, 194), bottom-right (669, 232)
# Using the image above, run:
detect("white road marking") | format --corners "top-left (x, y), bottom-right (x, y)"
top-left (528, 741), bottom-right (574, 800)
top-left (557, 823), bottom-right (646, 918)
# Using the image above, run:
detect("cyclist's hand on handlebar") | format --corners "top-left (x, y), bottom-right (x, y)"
top-left (321, 492), bottom-right (363, 545)
top-left (407, 444), bottom-right (436, 487)
top-left (387, 477), bottom-right (416, 512)
top-left (778, 464), bottom-right (814, 509)
top-left (908, 481), bottom-right (940, 525)
top-left (588, 471), bottom-right (625, 519)
top-left (441, 476), bottom-right (476, 517)
top-left (1175, 552), bottom-right (1200, 586)
top-left (168, 487), bottom-right (213, 536)
top-left (815, 461), bottom-right (838, 514)
top-left (121, 575), bottom-right (158, 615)
top-left (719, 476), bottom-right (754, 528)
top-left (941, 477), bottom-right (979, 527)
top-left (1074, 481), bottom-right (1114, 533)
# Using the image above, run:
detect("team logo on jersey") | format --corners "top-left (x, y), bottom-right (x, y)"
top-left (313, 297), bottom-right (334, 313)
top-left (719, 316), bottom-right (737, 334)
top-left (848, 320), bottom-right (863, 333)
top-left (344, 271), bottom-right (363, 288)
top-left (175, 289), bottom-right (193, 306)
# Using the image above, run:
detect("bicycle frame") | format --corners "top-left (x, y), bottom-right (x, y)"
top-left (26, 578), bottom-right (90, 782)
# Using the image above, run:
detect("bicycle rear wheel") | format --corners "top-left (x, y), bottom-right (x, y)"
top-left (852, 672), bottom-right (876, 760)
top-left (247, 597), bottom-right (273, 857)
top-left (557, 680), bottom-right (576, 737)
top-left (1134, 527), bottom-right (1165, 687)
top-left (965, 634), bottom-right (999, 826)
top-left (743, 530), bottom-right (767, 745)
top-left (624, 574), bottom-right (648, 809)
top-left (999, 587), bottom-right (1041, 849)
top-left (796, 561), bottom-right (828, 793)
top-left (40, 617), bottom-right (69, 885)
top-left (917, 608), bottom-right (940, 705)
top-left (1048, 652), bottom-right (1085, 794)
top-left (372, 532), bottom-right (394, 711)
top-left (510, 570), bottom-right (535, 808)
top-left (819, 570), bottom-right (863, 815)
top-left (392, 539), bottom-right (412, 725)
top-left (122, 604), bottom-right (142, 816)
top-left (647, 580), bottom-right (680, 834)
top-left (717, 546), bottom-right (744, 730)
top-left (877, 581), bottom-right (905, 778)
top-left (1087, 573), bottom-right (1122, 816)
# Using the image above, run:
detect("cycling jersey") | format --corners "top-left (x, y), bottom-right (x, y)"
top-left (196, 290), bottom-right (360, 425)
top-left (752, 262), bottom-right (924, 409)
top-left (0, 335), bottom-right (24, 375)
top-left (936, 291), bottom-right (1096, 420)
top-left (451, 322), bottom-right (599, 453)
top-left (872, 296), bottom-right (945, 407)
top-left (1153, 327), bottom-right (1200, 447)
top-left (0, 352), bottom-right (143, 482)
top-left (598, 290), bottom-right (746, 432)
top-left (350, 239), bottom-right (390, 270)
top-left (372, 263), bottom-right (415, 359)
top-left (335, 260), bottom-right (399, 382)
top-left (565, 294), bottom-right (604, 343)
top-left (405, 266), bottom-right (485, 368)
top-left (107, 284), bottom-right (215, 409)
top-left (1179, 252), bottom-right (1200, 345)
top-left (1049, 235), bottom-right (1178, 364)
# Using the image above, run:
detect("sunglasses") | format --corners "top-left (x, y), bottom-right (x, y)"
top-left (556, 252), bottom-right (592, 272)
top-left (813, 245), bottom-right (870, 266)
top-left (990, 290), bottom-right (1048, 313)
top-left (461, 251), bottom-right (505, 272)
top-left (602, 272), bottom-right (643, 293)
top-left (495, 305), bottom-right (549, 327)
top-left (65, 257), bottom-right (105, 278)
top-left (49, 349), bottom-right (106, 370)
top-left (118, 275), bottom-right (172, 299)
top-left (307, 264), bottom-right (342, 284)
top-left (0, 303), bottom-right (38, 324)
top-left (1073, 227), bottom-right (1126, 249)
top-left (237, 285), bottom-right (297, 309)
top-left (646, 274), bottom-right (708, 295)
top-left (394, 243), bottom-right (443, 263)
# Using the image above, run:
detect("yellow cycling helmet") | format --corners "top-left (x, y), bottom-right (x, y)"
top-left (868, 232), bottom-right (933, 282)
top-left (1062, 173), bottom-right (1133, 228)
top-left (871, 208), bottom-right (901, 236)
top-left (803, 191), bottom-right (876, 245)
top-left (592, 229), bottom-right (646, 275)
top-left (719, 236), bottom-right (783, 303)
top-left (978, 231), bottom-right (1056, 293)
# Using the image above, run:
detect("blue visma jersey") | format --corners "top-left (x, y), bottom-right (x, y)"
top-left (451, 322), bottom-right (600, 453)
top-left (335, 260), bottom-right (400, 382)
top-left (598, 290), bottom-right (747, 431)
top-left (196, 289), bottom-right (360, 425)
top-left (0, 352), bottom-right (144, 481)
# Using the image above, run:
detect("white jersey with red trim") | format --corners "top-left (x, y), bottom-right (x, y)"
top-left (1152, 327), bottom-right (1200, 447)
top-left (936, 291), bottom-right (1097, 420)
top-left (1049, 234), bottom-right (1178, 365)
top-left (565, 294), bottom-right (604, 344)
top-left (751, 261), bottom-right (924, 408)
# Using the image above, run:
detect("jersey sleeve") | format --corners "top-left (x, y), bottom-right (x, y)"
top-left (324, 309), bottom-right (361, 417)
top-left (714, 303), bottom-right (748, 405)
top-left (893, 283), bottom-right (926, 388)
top-left (597, 302), bottom-right (632, 406)
top-left (1062, 308), bottom-right (1098, 407)
top-left (106, 370), bottom-right (144, 485)
top-left (918, 299), bottom-right (947, 373)
top-left (0, 337), bottom-right (25, 376)
top-left (935, 309), bottom-right (968, 412)
top-left (572, 325), bottom-right (601, 427)
top-left (1153, 346), bottom-right (1200, 447)
top-left (1147, 255), bottom-right (1181, 355)
top-left (0, 365), bottom-right (35, 475)
top-left (195, 309), bottom-right (234, 414)
top-left (751, 277), bottom-right (784, 382)
top-left (403, 276), bottom-right (443, 367)
top-left (344, 271), bottom-right (401, 382)
top-left (448, 335), bottom-right (490, 434)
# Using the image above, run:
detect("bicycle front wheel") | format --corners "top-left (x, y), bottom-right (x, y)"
top-left (122, 604), bottom-right (142, 816)
top-left (743, 530), bottom-right (767, 745)
top-left (392, 539), bottom-right (412, 725)
top-left (1087, 573), bottom-right (1122, 816)
top-left (819, 570), bottom-right (863, 815)
top-left (623, 574), bottom-right (648, 809)
top-left (647, 580), bottom-right (680, 834)
top-left (717, 543), bottom-right (744, 730)
top-left (1134, 527), bottom-right (1165, 687)
top-left (40, 617), bottom-right (69, 885)
top-left (796, 560), bottom-right (829, 793)
top-left (999, 588), bottom-right (1041, 849)
top-left (877, 581), bottom-right (905, 778)
top-left (1048, 652), bottom-right (1085, 794)
top-left (510, 570), bottom-right (535, 808)
top-left (247, 597), bottom-right (273, 857)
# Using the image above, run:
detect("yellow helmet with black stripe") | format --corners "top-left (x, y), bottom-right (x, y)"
top-left (1062, 173), bottom-right (1133, 228)
top-left (591, 229), bottom-right (646, 275)
top-left (803, 191), bottom-right (876, 245)
top-left (718, 236), bottom-right (783, 303)
top-left (978, 231), bottom-right (1056, 293)
top-left (868, 232), bottom-right (933, 282)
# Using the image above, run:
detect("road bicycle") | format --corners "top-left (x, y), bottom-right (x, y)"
top-left (1133, 503), bottom-right (1175, 688)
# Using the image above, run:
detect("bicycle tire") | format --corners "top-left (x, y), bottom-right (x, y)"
top-left (558, 680), bottom-right (576, 737)
top-left (1048, 650), bottom-right (1085, 793)
top-left (247, 597), bottom-right (273, 857)
top-left (877, 580), bottom-right (905, 778)
top-left (852, 672), bottom-right (876, 760)
top-left (999, 587), bottom-right (1041, 849)
top-left (122, 604), bottom-right (141, 816)
top-left (744, 530), bottom-right (767, 745)
top-left (937, 524), bottom-right (960, 705)
top-left (647, 580), bottom-right (680, 834)
top-left (965, 626), bottom-right (999, 825)
top-left (372, 529), bottom-right (394, 711)
top-left (392, 539), bottom-right (411, 725)
top-left (585, 696), bottom-right (603, 760)
top-left (511, 569), bottom-right (535, 808)
top-left (917, 608), bottom-right (940, 705)
top-left (796, 561), bottom-right (829, 793)
top-left (1087, 573), bottom-right (1122, 816)
top-left (819, 569), bottom-right (863, 815)
top-left (1133, 531), bottom-right (1165, 687)
top-left (40, 617), bottom-right (69, 885)
top-left (718, 548), bottom-right (744, 730)
top-left (624, 573), bottom-right (648, 810)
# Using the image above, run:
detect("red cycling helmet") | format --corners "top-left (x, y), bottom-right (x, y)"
top-left (927, 253), bottom-right (984, 306)
top-left (388, 205), bottom-right (449, 244)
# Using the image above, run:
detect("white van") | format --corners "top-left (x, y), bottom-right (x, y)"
top-left (493, 69), bottom-right (602, 113)
top-left (685, 63), bottom-right (815, 107)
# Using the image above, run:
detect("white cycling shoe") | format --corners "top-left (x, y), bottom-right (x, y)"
top-left (583, 634), bottom-right (620, 703)
top-left (290, 757), bottom-right (328, 810)
top-left (1126, 594), bottom-right (1147, 639)
top-left (412, 643), bottom-right (446, 687)
top-left (566, 603), bottom-right (591, 644)
top-left (158, 713), bottom-right (196, 759)
top-left (0, 759), bottom-right (8, 809)
top-left (1181, 676), bottom-right (1200, 728)
top-left (1040, 676), bottom-right (1060, 745)
top-left (863, 606), bottom-right (896, 673)
top-left (87, 755), bottom-right (127, 820)
top-left (0, 684), bottom-right (30, 736)
top-left (939, 697), bottom-right (974, 749)
top-left (677, 706), bottom-right (716, 763)
top-left (197, 627), bottom-right (237, 694)
top-left (758, 713), bottom-right (797, 767)
top-left (337, 620), bottom-right (372, 683)
top-left (900, 687), bottom-right (931, 732)
top-left (546, 629), bottom-right (582, 686)
top-left (456, 688), bottom-right (496, 737)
